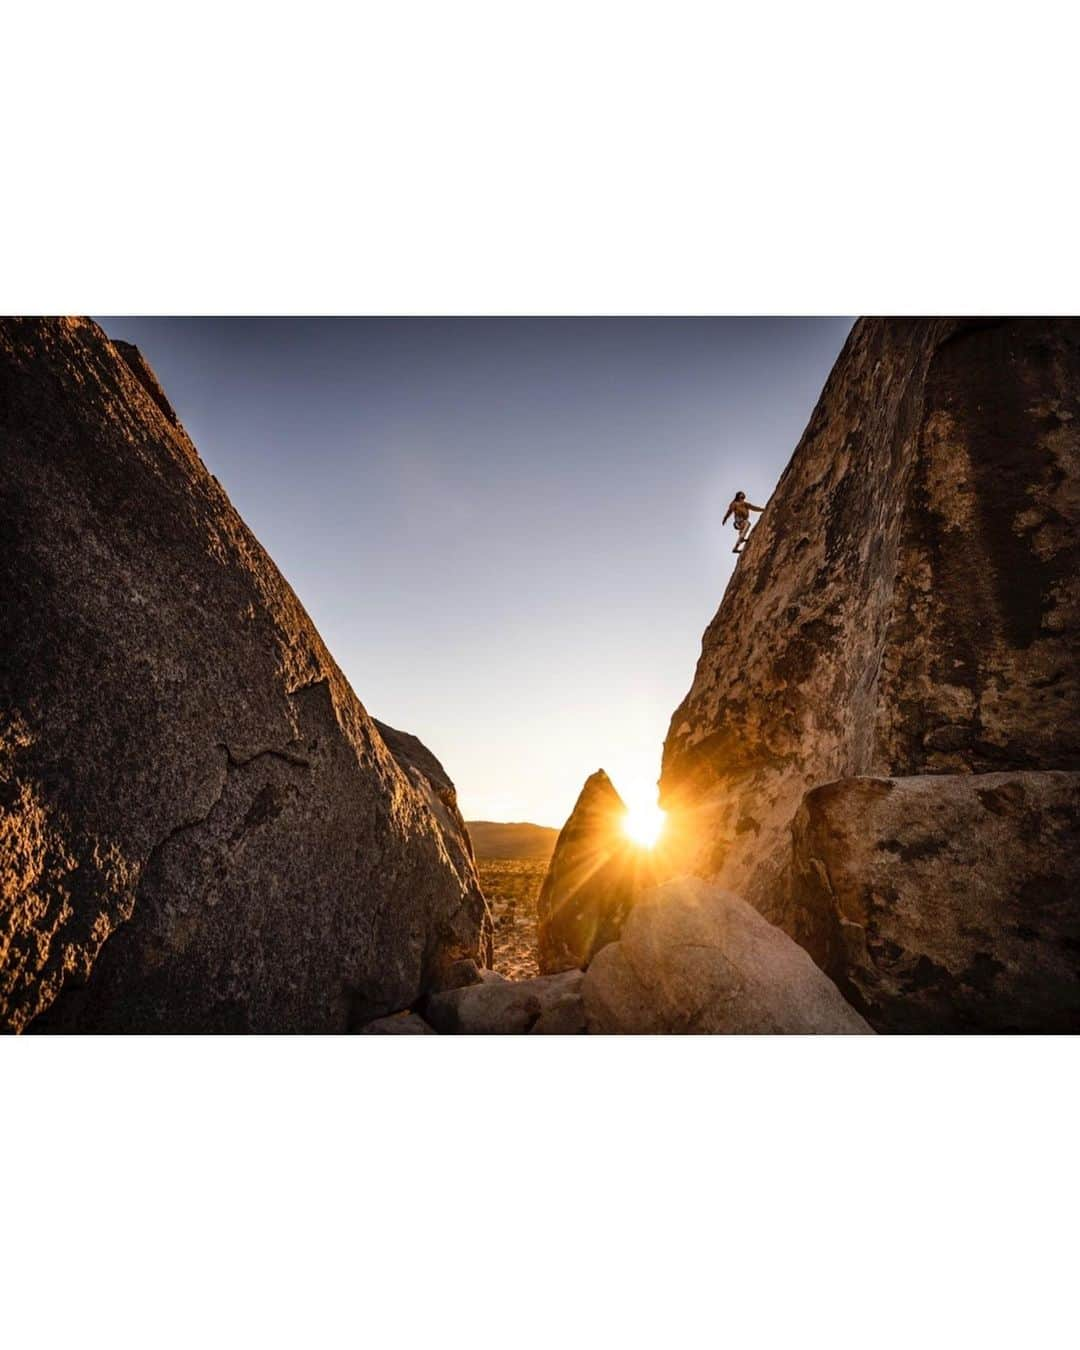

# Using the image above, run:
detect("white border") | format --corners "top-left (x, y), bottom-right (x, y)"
top-left (3, 4), bottom-right (1077, 1346)
top-left (6, 2), bottom-right (1079, 315)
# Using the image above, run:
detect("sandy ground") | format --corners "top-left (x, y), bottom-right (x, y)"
top-left (477, 858), bottom-right (547, 979)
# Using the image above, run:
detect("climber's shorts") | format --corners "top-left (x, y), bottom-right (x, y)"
top-left (733, 516), bottom-right (749, 532)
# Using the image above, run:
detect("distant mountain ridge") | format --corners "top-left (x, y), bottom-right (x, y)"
top-left (466, 820), bottom-right (559, 860)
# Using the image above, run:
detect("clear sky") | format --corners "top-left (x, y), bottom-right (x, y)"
top-left (96, 317), bottom-right (853, 827)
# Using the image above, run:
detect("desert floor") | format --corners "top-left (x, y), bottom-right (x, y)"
top-left (478, 858), bottom-right (546, 979)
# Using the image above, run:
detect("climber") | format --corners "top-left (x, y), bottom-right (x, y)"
top-left (722, 491), bottom-right (765, 553)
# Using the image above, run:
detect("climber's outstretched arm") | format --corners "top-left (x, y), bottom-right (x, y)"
top-left (747, 502), bottom-right (765, 513)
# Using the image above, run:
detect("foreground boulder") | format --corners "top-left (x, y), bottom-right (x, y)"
top-left (790, 771), bottom-right (1080, 1032)
top-left (425, 969), bottom-right (586, 1034)
top-left (582, 878), bottom-right (872, 1034)
top-left (356, 1012), bottom-right (438, 1035)
top-left (536, 770), bottom-right (656, 973)
top-left (0, 317), bottom-right (489, 1033)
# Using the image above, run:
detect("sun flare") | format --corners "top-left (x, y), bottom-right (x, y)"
top-left (622, 801), bottom-right (667, 849)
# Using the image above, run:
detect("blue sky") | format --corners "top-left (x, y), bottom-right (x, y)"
top-left (97, 317), bottom-right (853, 826)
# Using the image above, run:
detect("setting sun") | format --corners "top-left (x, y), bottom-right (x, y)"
top-left (622, 800), bottom-right (667, 849)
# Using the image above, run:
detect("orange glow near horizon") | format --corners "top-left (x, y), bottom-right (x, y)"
top-left (622, 800), bottom-right (667, 849)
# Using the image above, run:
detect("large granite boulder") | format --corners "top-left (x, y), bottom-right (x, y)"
top-left (658, 318), bottom-right (1079, 1030)
top-left (0, 317), bottom-right (490, 1033)
top-left (790, 771), bottom-right (1080, 1032)
top-left (661, 319), bottom-right (1080, 923)
top-left (536, 769), bottom-right (655, 973)
top-left (582, 877), bottom-right (872, 1034)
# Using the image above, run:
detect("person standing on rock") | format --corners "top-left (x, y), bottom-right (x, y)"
top-left (722, 491), bottom-right (765, 553)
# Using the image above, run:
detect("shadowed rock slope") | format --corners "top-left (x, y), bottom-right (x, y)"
top-left (660, 317), bottom-right (1080, 1030)
top-left (0, 317), bottom-right (489, 1033)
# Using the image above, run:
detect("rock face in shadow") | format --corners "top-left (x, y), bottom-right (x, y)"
top-left (790, 770), bottom-right (1080, 1033)
top-left (535, 770), bottom-right (654, 973)
top-left (659, 318), bottom-right (1080, 1030)
top-left (373, 719), bottom-right (493, 967)
top-left (582, 877), bottom-right (872, 1034)
top-left (0, 317), bottom-right (489, 1033)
